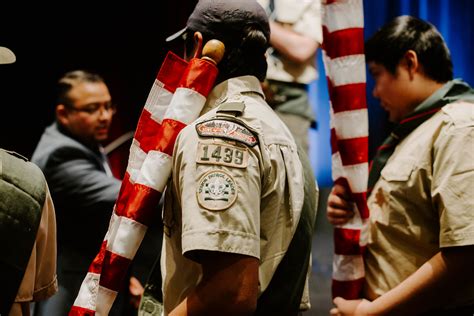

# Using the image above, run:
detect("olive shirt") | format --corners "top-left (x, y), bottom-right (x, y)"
top-left (161, 75), bottom-right (309, 313)
top-left (365, 101), bottom-right (474, 308)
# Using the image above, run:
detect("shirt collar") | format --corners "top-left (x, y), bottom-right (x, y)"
top-left (201, 75), bottom-right (265, 114)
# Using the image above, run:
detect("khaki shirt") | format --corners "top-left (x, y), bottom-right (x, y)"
top-left (161, 76), bottom-right (305, 313)
top-left (10, 185), bottom-right (57, 316)
top-left (258, 0), bottom-right (323, 83)
top-left (366, 101), bottom-right (474, 308)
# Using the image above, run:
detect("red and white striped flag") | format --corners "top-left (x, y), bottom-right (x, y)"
top-left (321, 0), bottom-right (369, 299)
top-left (70, 51), bottom-right (219, 315)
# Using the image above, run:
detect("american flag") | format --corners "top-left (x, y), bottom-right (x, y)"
top-left (70, 51), bottom-right (220, 315)
top-left (321, 0), bottom-right (369, 299)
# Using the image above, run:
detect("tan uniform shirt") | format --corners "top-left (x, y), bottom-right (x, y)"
top-left (366, 101), bottom-right (474, 308)
top-left (258, 0), bottom-right (323, 84)
top-left (161, 76), bottom-right (305, 313)
top-left (10, 185), bottom-right (57, 316)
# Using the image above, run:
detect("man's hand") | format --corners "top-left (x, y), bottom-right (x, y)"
top-left (327, 183), bottom-right (355, 225)
top-left (330, 297), bottom-right (373, 316)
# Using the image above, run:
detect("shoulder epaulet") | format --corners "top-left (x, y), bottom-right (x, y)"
top-left (1, 149), bottom-right (29, 162)
top-left (195, 118), bottom-right (258, 147)
top-left (216, 101), bottom-right (245, 116)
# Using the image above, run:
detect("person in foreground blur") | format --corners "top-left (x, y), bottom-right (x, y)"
top-left (139, 1), bottom-right (319, 315)
top-left (0, 46), bottom-right (58, 316)
top-left (31, 70), bottom-right (133, 315)
top-left (327, 16), bottom-right (474, 315)
top-left (257, 0), bottom-right (322, 154)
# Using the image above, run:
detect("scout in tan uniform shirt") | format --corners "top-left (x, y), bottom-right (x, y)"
top-left (327, 16), bottom-right (474, 315)
top-left (257, 0), bottom-right (323, 153)
top-left (139, 1), bottom-right (318, 315)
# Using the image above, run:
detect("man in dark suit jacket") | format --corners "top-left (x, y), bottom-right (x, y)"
top-left (31, 70), bottom-right (129, 315)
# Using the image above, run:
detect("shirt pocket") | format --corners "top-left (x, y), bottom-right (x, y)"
top-left (380, 158), bottom-right (416, 182)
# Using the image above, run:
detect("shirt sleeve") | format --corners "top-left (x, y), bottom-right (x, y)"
top-left (432, 114), bottom-right (474, 248)
top-left (174, 132), bottom-right (262, 260)
top-left (15, 184), bottom-right (57, 302)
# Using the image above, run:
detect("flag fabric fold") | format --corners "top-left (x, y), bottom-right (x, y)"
top-left (70, 51), bottom-right (219, 315)
top-left (321, 0), bottom-right (369, 299)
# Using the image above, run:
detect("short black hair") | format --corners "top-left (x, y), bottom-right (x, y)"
top-left (365, 15), bottom-right (453, 83)
top-left (56, 70), bottom-right (105, 107)
top-left (186, 26), bottom-right (268, 83)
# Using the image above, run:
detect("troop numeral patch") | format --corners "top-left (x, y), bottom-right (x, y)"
top-left (197, 170), bottom-right (238, 211)
top-left (196, 142), bottom-right (248, 168)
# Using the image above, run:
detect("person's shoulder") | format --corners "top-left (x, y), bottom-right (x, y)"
top-left (0, 149), bottom-right (47, 195)
top-left (441, 101), bottom-right (474, 128)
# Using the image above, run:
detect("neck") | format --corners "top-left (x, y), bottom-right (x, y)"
top-left (413, 77), bottom-right (446, 106)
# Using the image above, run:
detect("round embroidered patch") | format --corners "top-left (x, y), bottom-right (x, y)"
top-left (197, 170), bottom-right (238, 211)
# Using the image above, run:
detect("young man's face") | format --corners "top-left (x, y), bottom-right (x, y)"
top-left (368, 61), bottom-right (417, 122)
top-left (61, 81), bottom-right (114, 145)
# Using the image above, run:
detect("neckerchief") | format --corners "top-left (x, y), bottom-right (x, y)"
top-left (368, 79), bottom-right (474, 195)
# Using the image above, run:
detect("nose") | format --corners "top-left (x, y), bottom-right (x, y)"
top-left (97, 106), bottom-right (113, 121)
top-left (372, 85), bottom-right (379, 99)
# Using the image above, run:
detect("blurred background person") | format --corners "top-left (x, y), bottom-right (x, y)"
top-left (0, 46), bottom-right (57, 316)
top-left (31, 70), bottom-right (133, 315)
top-left (257, 0), bottom-right (322, 153)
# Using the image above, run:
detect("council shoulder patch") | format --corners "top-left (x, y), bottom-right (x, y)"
top-left (195, 119), bottom-right (258, 147)
top-left (197, 170), bottom-right (238, 211)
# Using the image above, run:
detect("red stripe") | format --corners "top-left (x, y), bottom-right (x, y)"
top-left (157, 51), bottom-right (188, 94)
top-left (334, 228), bottom-right (364, 255)
top-left (332, 278), bottom-right (365, 299)
top-left (328, 83), bottom-right (367, 113)
top-left (179, 58), bottom-right (219, 96)
top-left (69, 306), bottom-right (95, 316)
top-left (353, 192), bottom-right (369, 219)
top-left (323, 27), bottom-right (365, 59)
top-left (116, 183), bottom-right (162, 225)
top-left (155, 119), bottom-right (187, 156)
top-left (338, 137), bottom-right (368, 165)
top-left (116, 173), bottom-right (132, 214)
top-left (88, 241), bottom-right (108, 274)
top-left (134, 110), bottom-right (162, 153)
top-left (100, 250), bottom-right (132, 291)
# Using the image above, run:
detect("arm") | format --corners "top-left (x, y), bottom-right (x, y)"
top-left (46, 146), bottom-right (120, 207)
top-left (269, 20), bottom-right (319, 64)
top-left (170, 251), bottom-right (259, 316)
top-left (331, 246), bottom-right (474, 315)
top-left (326, 183), bottom-right (355, 225)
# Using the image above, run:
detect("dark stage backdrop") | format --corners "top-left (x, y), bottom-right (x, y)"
top-left (0, 2), bottom-right (197, 172)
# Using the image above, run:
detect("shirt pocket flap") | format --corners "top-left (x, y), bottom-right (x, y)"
top-left (380, 158), bottom-right (415, 182)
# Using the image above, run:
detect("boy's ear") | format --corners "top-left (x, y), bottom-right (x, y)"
top-left (403, 50), bottom-right (420, 80)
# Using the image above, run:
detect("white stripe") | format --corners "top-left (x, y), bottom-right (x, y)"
top-left (107, 216), bottom-right (147, 259)
top-left (144, 79), bottom-right (173, 123)
top-left (332, 254), bottom-right (365, 281)
top-left (104, 211), bottom-right (120, 241)
top-left (127, 140), bottom-right (147, 183)
top-left (136, 150), bottom-right (172, 192)
top-left (323, 0), bottom-right (364, 33)
top-left (324, 54), bottom-right (366, 86)
top-left (331, 153), bottom-right (368, 193)
top-left (332, 108), bottom-right (368, 139)
top-left (73, 272), bottom-right (100, 311)
top-left (344, 163), bottom-right (368, 193)
top-left (96, 286), bottom-right (118, 316)
top-left (165, 87), bottom-right (206, 124)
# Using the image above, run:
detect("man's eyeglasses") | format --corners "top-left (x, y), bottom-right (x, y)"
top-left (67, 101), bottom-right (116, 116)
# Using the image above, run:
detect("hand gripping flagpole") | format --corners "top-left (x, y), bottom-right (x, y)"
top-left (321, 0), bottom-right (369, 299)
top-left (70, 38), bottom-right (225, 316)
